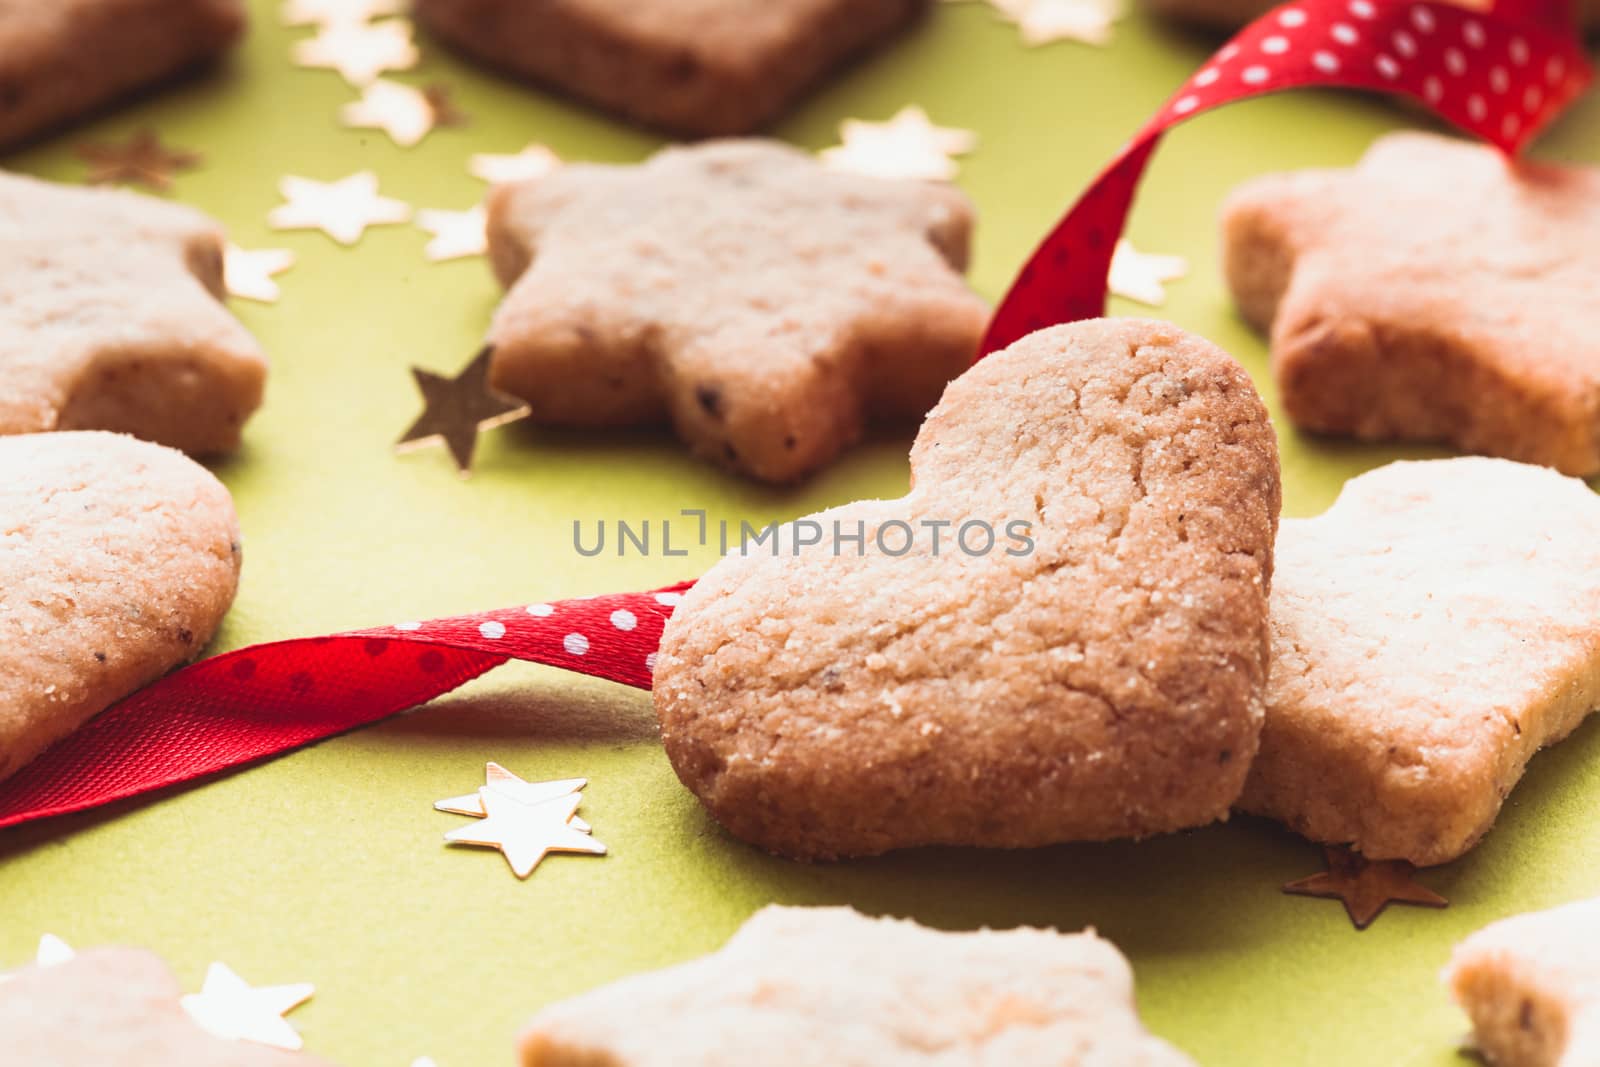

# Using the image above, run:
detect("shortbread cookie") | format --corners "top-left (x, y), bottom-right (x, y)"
top-left (413, 0), bottom-right (930, 137)
top-left (2, 947), bottom-right (331, 1066)
top-left (0, 171), bottom-right (267, 453)
top-left (0, 0), bottom-right (246, 152)
top-left (1445, 898), bottom-right (1600, 1067)
top-left (483, 138), bottom-right (987, 483)
top-left (519, 906), bottom-right (1195, 1066)
top-left (1240, 457), bottom-right (1600, 866)
top-left (1144, 0), bottom-right (1599, 32)
top-left (1222, 132), bottom-right (1600, 476)
top-left (0, 431), bottom-right (241, 786)
top-left (654, 318), bottom-right (1281, 860)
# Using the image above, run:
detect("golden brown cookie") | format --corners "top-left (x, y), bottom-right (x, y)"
top-left (0, 171), bottom-right (267, 453)
top-left (1, 947), bottom-right (333, 1066)
top-left (1240, 457), bottom-right (1600, 866)
top-left (1445, 898), bottom-right (1600, 1067)
top-left (413, 0), bottom-right (930, 137)
top-left (0, 0), bottom-right (246, 152)
top-left (482, 138), bottom-right (987, 483)
top-left (0, 431), bottom-right (241, 786)
top-left (653, 318), bottom-right (1282, 860)
top-left (1221, 132), bottom-right (1600, 476)
top-left (519, 906), bottom-right (1196, 1067)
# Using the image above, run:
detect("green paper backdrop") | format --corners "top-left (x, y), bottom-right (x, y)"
top-left (2, 2), bottom-right (1599, 1064)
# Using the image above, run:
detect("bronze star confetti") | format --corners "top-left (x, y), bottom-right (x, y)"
top-left (1108, 239), bottom-right (1187, 306)
top-left (1283, 846), bottom-right (1448, 930)
top-left (443, 789), bottom-right (606, 879)
top-left (179, 962), bottom-right (314, 1051)
top-left (819, 105), bottom-right (976, 182)
top-left (396, 345), bottom-right (531, 475)
top-left (422, 84), bottom-right (469, 128)
top-left (75, 129), bottom-right (202, 191)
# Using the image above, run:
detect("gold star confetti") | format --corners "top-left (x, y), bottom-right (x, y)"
top-left (819, 105), bottom-right (976, 182)
top-left (281, 0), bottom-right (404, 26)
top-left (468, 143), bottom-right (562, 185)
top-left (1284, 846), bottom-right (1448, 930)
top-left (444, 789), bottom-right (605, 879)
top-left (292, 18), bottom-right (418, 87)
top-left (0, 934), bottom-right (76, 984)
top-left (1108, 239), bottom-right (1188, 306)
top-left (268, 171), bottom-right (411, 245)
top-left (223, 244), bottom-right (296, 304)
top-left (75, 129), bottom-right (201, 191)
top-left (416, 205), bottom-right (488, 262)
top-left (179, 962), bottom-right (314, 1051)
top-left (1013, 0), bottom-right (1122, 46)
top-left (435, 762), bottom-right (590, 831)
top-left (396, 345), bottom-right (531, 475)
top-left (341, 78), bottom-right (437, 147)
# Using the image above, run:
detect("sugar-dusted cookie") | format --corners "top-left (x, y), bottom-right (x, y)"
top-left (0, 431), bottom-right (241, 786)
top-left (653, 318), bottom-right (1281, 860)
top-left (1240, 457), bottom-right (1600, 867)
top-left (1144, 0), bottom-right (1599, 32)
top-left (482, 139), bottom-right (987, 483)
top-left (0, 0), bottom-right (246, 152)
top-left (1222, 132), bottom-right (1600, 476)
top-left (413, 0), bottom-right (930, 137)
top-left (2, 947), bottom-right (331, 1066)
top-left (1446, 898), bottom-right (1600, 1067)
top-left (0, 171), bottom-right (267, 453)
top-left (519, 906), bottom-right (1195, 1066)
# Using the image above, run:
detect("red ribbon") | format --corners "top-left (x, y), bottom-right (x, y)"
top-left (1, 0), bottom-right (1590, 830)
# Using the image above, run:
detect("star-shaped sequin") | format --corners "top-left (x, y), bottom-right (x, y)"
top-left (1283, 846), bottom-right (1448, 930)
top-left (268, 171), bottom-right (411, 245)
top-left (396, 345), bottom-right (531, 474)
top-left (292, 18), bottom-right (418, 86)
top-left (415, 205), bottom-right (487, 261)
top-left (179, 962), bottom-right (314, 1051)
top-left (281, 0), bottom-right (404, 26)
top-left (468, 143), bottom-right (561, 185)
top-left (435, 762), bottom-right (590, 830)
top-left (444, 789), bottom-right (605, 879)
top-left (819, 105), bottom-right (976, 182)
top-left (1108, 239), bottom-right (1187, 306)
top-left (75, 129), bottom-right (202, 191)
top-left (223, 244), bottom-right (296, 303)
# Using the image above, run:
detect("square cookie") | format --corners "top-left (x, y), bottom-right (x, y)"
top-left (413, 0), bottom-right (931, 136)
top-left (0, 0), bottom-right (246, 151)
top-left (1240, 457), bottom-right (1600, 866)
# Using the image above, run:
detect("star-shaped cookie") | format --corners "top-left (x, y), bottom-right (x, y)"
top-left (1, 947), bottom-right (332, 1066)
top-left (481, 139), bottom-right (988, 482)
top-left (1222, 131), bottom-right (1600, 476)
top-left (0, 172), bottom-right (267, 454)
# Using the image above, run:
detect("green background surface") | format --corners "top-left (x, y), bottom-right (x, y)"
top-left (3, 2), bottom-right (1600, 1064)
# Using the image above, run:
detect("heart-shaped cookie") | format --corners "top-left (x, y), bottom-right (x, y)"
top-left (0, 431), bottom-right (241, 785)
top-left (654, 319), bottom-right (1282, 860)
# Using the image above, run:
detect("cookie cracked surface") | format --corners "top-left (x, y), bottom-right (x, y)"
top-left (1241, 457), bottom-right (1600, 866)
top-left (482, 138), bottom-right (987, 483)
top-left (414, 0), bottom-right (930, 137)
top-left (0, 431), bottom-right (241, 787)
top-left (0, 171), bottom-right (267, 453)
top-left (1223, 132), bottom-right (1600, 476)
top-left (1446, 897), bottom-right (1600, 1067)
top-left (653, 318), bottom-right (1281, 860)
top-left (519, 906), bottom-right (1196, 1067)
top-left (0, 0), bottom-right (246, 151)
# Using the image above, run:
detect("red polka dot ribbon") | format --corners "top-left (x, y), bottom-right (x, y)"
top-left (0, 0), bottom-right (1589, 832)
top-left (983, 0), bottom-right (1593, 352)
top-left (0, 584), bottom-right (690, 829)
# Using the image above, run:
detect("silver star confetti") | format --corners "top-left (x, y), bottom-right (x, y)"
top-left (268, 171), bottom-right (412, 245)
top-left (1108, 238), bottom-right (1188, 306)
top-left (179, 962), bottom-right (314, 1051)
top-left (223, 244), bottom-right (296, 303)
top-left (292, 18), bottom-right (418, 87)
top-left (416, 205), bottom-right (488, 261)
top-left (819, 105), bottom-right (976, 182)
top-left (468, 143), bottom-right (562, 185)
